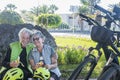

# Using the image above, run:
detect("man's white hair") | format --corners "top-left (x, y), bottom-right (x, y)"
top-left (18, 28), bottom-right (32, 39)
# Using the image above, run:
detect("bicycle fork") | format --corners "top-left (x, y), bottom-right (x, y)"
top-left (85, 46), bottom-right (102, 80)
top-left (105, 52), bottom-right (118, 66)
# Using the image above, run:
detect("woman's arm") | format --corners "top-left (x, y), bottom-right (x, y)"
top-left (45, 53), bottom-right (58, 70)
top-left (29, 59), bottom-right (36, 70)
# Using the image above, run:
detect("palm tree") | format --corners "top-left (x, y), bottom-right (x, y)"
top-left (49, 4), bottom-right (58, 14)
top-left (30, 6), bottom-right (40, 16)
top-left (39, 5), bottom-right (50, 14)
top-left (5, 4), bottom-right (17, 12)
top-left (80, 0), bottom-right (101, 14)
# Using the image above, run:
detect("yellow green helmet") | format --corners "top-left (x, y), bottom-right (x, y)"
top-left (33, 67), bottom-right (50, 80)
top-left (2, 68), bottom-right (24, 80)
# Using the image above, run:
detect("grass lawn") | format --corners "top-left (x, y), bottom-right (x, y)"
top-left (54, 36), bottom-right (97, 48)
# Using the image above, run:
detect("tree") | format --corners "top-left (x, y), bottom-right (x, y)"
top-left (5, 4), bottom-right (17, 11)
top-left (37, 14), bottom-right (61, 29)
top-left (49, 4), bottom-right (58, 14)
top-left (39, 5), bottom-right (50, 14)
top-left (30, 6), bottom-right (41, 16)
top-left (0, 4), bottom-right (23, 25)
top-left (20, 10), bottom-right (34, 23)
top-left (0, 11), bottom-right (23, 25)
top-left (21, 4), bottom-right (59, 25)
top-left (29, 4), bottom-right (58, 15)
top-left (80, 0), bottom-right (101, 14)
top-left (79, 5), bottom-right (89, 14)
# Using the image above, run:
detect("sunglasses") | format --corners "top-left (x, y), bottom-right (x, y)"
top-left (33, 37), bottom-right (39, 41)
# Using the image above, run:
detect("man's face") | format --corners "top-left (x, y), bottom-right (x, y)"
top-left (20, 32), bottom-right (30, 47)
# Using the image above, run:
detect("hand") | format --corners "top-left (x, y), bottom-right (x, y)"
top-left (34, 62), bottom-right (43, 69)
top-left (38, 61), bottom-right (44, 67)
top-left (45, 64), bottom-right (51, 70)
top-left (35, 63), bottom-right (41, 69)
top-left (10, 61), bottom-right (19, 68)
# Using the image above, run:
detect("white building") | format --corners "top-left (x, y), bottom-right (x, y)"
top-left (58, 13), bottom-right (90, 31)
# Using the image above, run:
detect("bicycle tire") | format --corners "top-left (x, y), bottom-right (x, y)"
top-left (98, 67), bottom-right (120, 80)
top-left (68, 57), bottom-right (96, 80)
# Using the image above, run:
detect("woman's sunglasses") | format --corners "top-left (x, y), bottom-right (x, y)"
top-left (33, 37), bottom-right (39, 41)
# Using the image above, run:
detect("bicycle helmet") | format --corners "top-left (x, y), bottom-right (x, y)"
top-left (33, 67), bottom-right (50, 80)
top-left (2, 68), bottom-right (24, 80)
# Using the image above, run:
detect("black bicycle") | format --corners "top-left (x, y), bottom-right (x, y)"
top-left (68, 4), bottom-right (120, 80)
top-left (95, 5), bottom-right (120, 80)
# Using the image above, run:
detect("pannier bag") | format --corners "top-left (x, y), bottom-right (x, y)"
top-left (91, 26), bottom-right (114, 44)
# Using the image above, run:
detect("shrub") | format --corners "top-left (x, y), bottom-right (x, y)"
top-left (57, 48), bottom-right (66, 65)
top-left (57, 46), bottom-right (87, 64)
top-left (58, 22), bottom-right (69, 29)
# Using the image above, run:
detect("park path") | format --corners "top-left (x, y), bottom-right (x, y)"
top-left (60, 78), bottom-right (97, 80)
top-left (50, 32), bottom-right (90, 38)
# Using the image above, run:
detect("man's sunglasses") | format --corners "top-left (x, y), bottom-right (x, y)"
top-left (33, 38), bottom-right (39, 41)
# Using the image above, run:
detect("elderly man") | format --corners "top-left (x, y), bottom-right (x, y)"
top-left (0, 28), bottom-right (34, 80)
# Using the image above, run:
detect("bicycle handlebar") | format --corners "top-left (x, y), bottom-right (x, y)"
top-left (79, 14), bottom-right (101, 27)
top-left (94, 4), bottom-right (113, 21)
top-left (94, 4), bottom-right (120, 21)
top-left (94, 5), bottom-right (111, 15)
top-left (79, 13), bottom-right (120, 34)
top-left (79, 13), bottom-right (120, 56)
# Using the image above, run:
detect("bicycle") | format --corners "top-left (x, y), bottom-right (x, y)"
top-left (94, 4), bottom-right (120, 80)
top-left (68, 4), bottom-right (120, 80)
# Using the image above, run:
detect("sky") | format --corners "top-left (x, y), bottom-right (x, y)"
top-left (0, 0), bottom-right (120, 14)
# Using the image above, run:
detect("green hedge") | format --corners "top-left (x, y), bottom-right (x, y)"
top-left (57, 46), bottom-right (87, 65)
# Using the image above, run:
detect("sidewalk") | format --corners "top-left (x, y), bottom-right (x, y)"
top-left (50, 32), bottom-right (90, 38)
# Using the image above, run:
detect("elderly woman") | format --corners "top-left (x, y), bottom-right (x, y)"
top-left (29, 30), bottom-right (61, 80)
top-left (0, 28), bottom-right (34, 80)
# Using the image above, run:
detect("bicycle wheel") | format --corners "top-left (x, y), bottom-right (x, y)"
top-left (98, 67), bottom-right (119, 80)
top-left (68, 57), bottom-right (96, 80)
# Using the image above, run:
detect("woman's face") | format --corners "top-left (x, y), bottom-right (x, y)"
top-left (33, 35), bottom-right (44, 48)
top-left (20, 32), bottom-right (30, 47)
